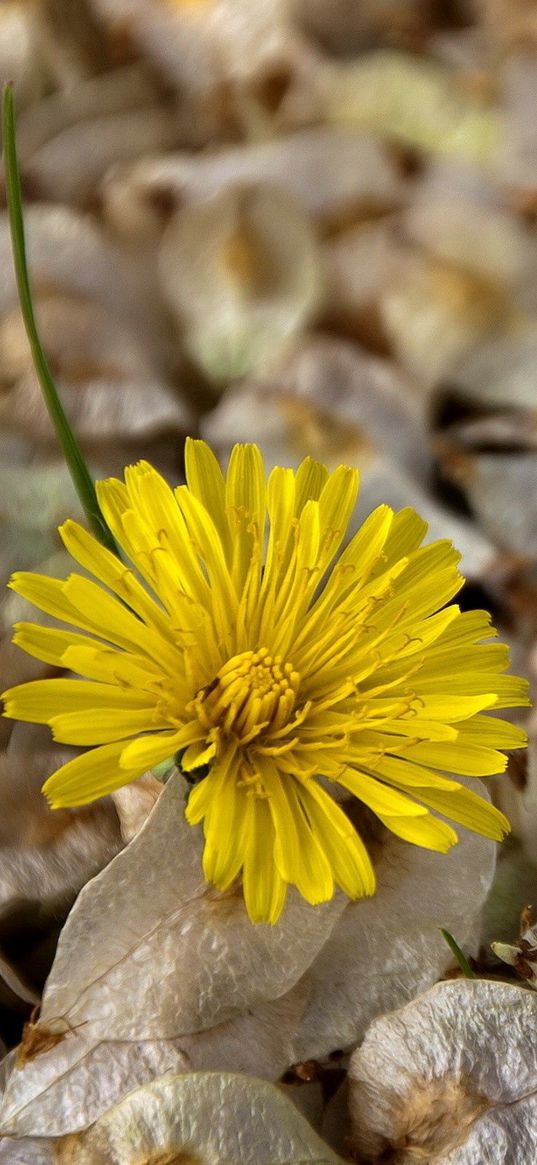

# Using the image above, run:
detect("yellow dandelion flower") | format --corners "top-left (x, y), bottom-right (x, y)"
top-left (2, 441), bottom-right (529, 923)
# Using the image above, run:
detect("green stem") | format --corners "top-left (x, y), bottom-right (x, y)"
top-left (440, 928), bottom-right (476, 979)
top-left (2, 83), bottom-right (118, 554)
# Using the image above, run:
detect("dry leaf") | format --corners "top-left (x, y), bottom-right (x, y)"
top-left (110, 775), bottom-right (163, 844)
top-left (283, 50), bottom-right (497, 163)
top-left (0, 295), bottom-right (192, 452)
top-left (201, 336), bottom-right (500, 578)
top-left (0, 1037), bottom-right (190, 1140)
top-left (55, 1071), bottom-right (344, 1164)
top-left (0, 773), bottom-right (344, 1135)
top-left (37, 772), bottom-right (342, 1039)
top-left (290, 783), bottom-right (497, 1060)
top-left (348, 978), bottom-right (537, 1163)
top-left (0, 1136), bottom-right (53, 1164)
top-left (0, 754), bottom-right (122, 916)
top-left (0, 986), bottom-right (307, 1137)
top-left (158, 182), bottom-right (322, 381)
top-left (23, 107), bottom-right (183, 205)
top-left (101, 128), bottom-right (408, 239)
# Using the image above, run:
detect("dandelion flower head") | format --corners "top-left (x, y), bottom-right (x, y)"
top-left (2, 441), bottom-right (529, 922)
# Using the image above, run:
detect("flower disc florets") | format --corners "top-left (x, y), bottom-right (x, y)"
top-left (2, 440), bottom-right (529, 923)
top-left (193, 649), bottom-right (301, 744)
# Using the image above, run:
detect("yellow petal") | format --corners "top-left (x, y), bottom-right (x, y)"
top-left (184, 438), bottom-right (231, 558)
top-left (384, 812), bottom-right (458, 851)
top-left (119, 722), bottom-right (203, 770)
top-left (3, 678), bottom-right (152, 724)
top-left (225, 443), bottom-right (266, 593)
top-left (263, 760), bottom-right (333, 901)
top-left (49, 706), bottom-right (168, 746)
top-left (291, 776), bottom-right (375, 898)
top-left (42, 741), bottom-right (141, 808)
top-left (242, 796), bottom-right (286, 924)
top-left (12, 622), bottom-right (103, 668)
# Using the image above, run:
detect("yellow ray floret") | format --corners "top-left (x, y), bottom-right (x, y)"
top-left (2, 440), bottom-right (530, 923)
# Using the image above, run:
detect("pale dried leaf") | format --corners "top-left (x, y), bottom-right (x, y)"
top-left (101, 128), bottom-right (408, 238)
top-left (498, 53), bottom-right (537, 194)
top-left (291, 788), bottom-right (496, 1060)
top-left (0, 206), bottom-right (163, 353)
top-left (16, 63), bottom-right (162, 158)
top-left (24, 107), bottom-right (182, 205)
top-left (55, 1072), bottom-right (343, 1164)
top-left (0, 981), bottom-right (307, 1136)
top-left (381, 247), bottom-right (505, 385)
top-left (401, 201), bottom-right (528, 285)
top-left (0, 296), bottom-right (192, 448)
top-left (0, 753), bottom-right (122, 913)
top-left (110, 775), bottom-right (162, 844)
top-left (159, 183), bottom-right (322, 381)
top-left (444, 327), bottom-right (537, 412)
top-left (295, 0), bottom-right (427, 53)
top-left (201, 338), bottom-right (499, 578)
top-left (0, 4), bottom-right (44, 109)
top-left (348, 979), bottom-right (537, 1163)
top-left (0, 1137), bottom-right (54, 1164)
top-left (450, 452), bottom-right (537, 559)
top-left (37, 773), bottom-right (342, 1039)
top-left (177, 981), bottom-right (307, 1080)
top-left (204, 335), bottom-right (432, 479)
top-left (284, 51), bottom-right (497, 162)
top-left (0, 1038), bottom-right (190, 1139)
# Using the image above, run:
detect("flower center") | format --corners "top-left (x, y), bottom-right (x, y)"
top-left (197, 648), bottom-right (300, 744)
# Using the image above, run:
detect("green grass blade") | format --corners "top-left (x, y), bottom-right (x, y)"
top-left (440, 928), bottom-right (476, 979)
top-left (2, 83), bottom-right (117, 554)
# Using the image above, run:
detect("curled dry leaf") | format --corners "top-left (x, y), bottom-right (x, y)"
top-left (0, 1037), bottom-right (190, 1141)
top-left (110, 774), bottom-right (162, 845)
top-left (0, 753), bottom-right (122, 915)
top-left (290, 783), bottom-right (497, 1061)
top-left (380, 245), bottom-right (506, 387)
top-left (436, 446), bottom-right (537, 560)
top-left (55, 1071), bottom-right (343, 1165)
top-left (432, 330), bottom-right (537, 558)
top-left (16, 63), bottom-right (163, 159)
top-left (348, 979), bottom-right (537, 1164)
top-left (0, 295), bottom-right (192, 453)
top-left (203, 334), bottom-right (431, 479)
top-left (21, 107), bottom-right (183, 206)
top-left (0, 206), bottom-right (165, 362)
top-left (0, 752), bottom-right (123, 1012)
top-left (158, 182), bottom-right (322, 382)
top-left (492, 905), bottom-right (537, 987)
top-left (36, 773), bottom-right (343, 1038)
top-left (0, 774), bottom-right (344, 1136)
top-left (0, 1137), bottom-right (53, 1164)
top-left (89, 0), bottom-right (306, 118)
top-left (101, 128), bottom-right (408, 239)
top-left (498, 53), bottom-right (537, 202)
top-left (439, 327), bottom-right (537, 414)
top-left (0, 3), bottom-right (44, 111)
top-left (283, 50), bottom-right (497, 163)
top-left (0, 985), bottom-right (306, 1137)
top-left (481, 0), bottom-right (537, 57)
top-left (201, 336), bottom-right (500, 578)
top-left (400, 200), bottom-right (529, 288)
top-left (294, 0), bottom-right (428, 53)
